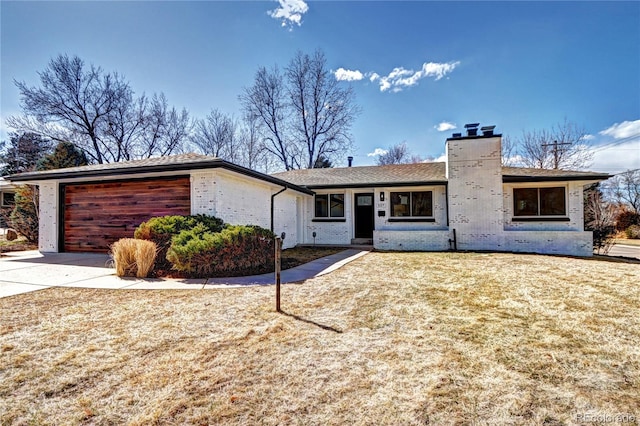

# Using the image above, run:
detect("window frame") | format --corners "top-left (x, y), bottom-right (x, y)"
top-left (512, 185), bottom-right (568, 220)
top-left (313, 192), bottom-right (346, 221)
top-left (1, 192), bottom-right (16, 208)
top-left (389, 190), bottom-right (434, 221)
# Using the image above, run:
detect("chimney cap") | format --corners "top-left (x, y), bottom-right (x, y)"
top-left (464, 123), bottom-right (480, 129)
top-left (481, 125), bottom-right (496, 131)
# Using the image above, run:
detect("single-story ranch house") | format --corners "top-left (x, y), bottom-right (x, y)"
top-left (7, 124), bottom-right (610, 257)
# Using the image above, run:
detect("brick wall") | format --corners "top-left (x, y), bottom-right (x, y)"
top-left (38, 182), bottom-right (58, 252)
top-left (191, 170), bottom-right (303, 249)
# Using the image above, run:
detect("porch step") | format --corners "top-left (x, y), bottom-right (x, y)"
top-left (351, 238), bottom-right (373, 245)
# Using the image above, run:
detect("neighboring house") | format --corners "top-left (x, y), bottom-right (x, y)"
top-left (7, 124), bottom-right (611, 256)
top-left (0, 178), bottom-right (17, 228)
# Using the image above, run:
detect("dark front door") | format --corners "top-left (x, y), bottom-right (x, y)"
top-left (354, 193), bottom-right (374, 239)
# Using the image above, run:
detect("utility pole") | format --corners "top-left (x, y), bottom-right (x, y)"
top-left (541, 140), bottom-right (572, 169)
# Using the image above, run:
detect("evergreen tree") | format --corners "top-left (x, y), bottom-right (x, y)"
top-left (0, 132), bottom-right (52, 176)
top-left (37, 141), bottom-right (89, 171)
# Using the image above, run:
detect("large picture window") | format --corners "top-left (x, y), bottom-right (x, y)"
top-left (315, 193), bottom-right (344, 218)
top-left (514, 187), bottom-right (566, 216)
top-left (390, 191), bottom-right (433, 217)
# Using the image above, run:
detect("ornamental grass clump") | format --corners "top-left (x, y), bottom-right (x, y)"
top-left (111, 238), bottom-right (157, 278)
top-left (167, 224), bottom-right (275, 278)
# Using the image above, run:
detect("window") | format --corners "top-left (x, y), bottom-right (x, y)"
top-left (315, 193), bottom-right (344, 218)
top-left (514, 187), bottom-right (566, 216)
top-left (1, 192), bottom-right (15, 208)
top-left (390, 191), bottom-right (433, 217)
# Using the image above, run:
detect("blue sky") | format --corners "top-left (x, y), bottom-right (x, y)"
top-left (1, 0), bottom-right (639, 174)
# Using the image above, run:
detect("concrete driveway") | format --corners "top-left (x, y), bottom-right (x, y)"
top-left (0, 251), bottom-right (114, 297)
top-left (0, 249), bottom-right (370, 298)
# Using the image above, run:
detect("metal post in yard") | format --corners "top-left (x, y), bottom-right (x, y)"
top-left (275, 236), bottom-right (282, 312)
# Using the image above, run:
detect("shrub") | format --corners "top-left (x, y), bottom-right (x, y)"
top-left (615, 210), bottom-right (640, 231)
top-left (625, 225), bottom-right (640, 239)
top-left (111, 238), bottom-right (157, 278)
top-left (134, 214), bottom-right (224, 271)
top-left (7, 185), bottom-right (39, 244)
top-left (167, 224), bottom-right (275, 278)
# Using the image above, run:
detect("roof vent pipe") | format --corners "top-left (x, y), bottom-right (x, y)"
top-left (348, 156), bottom-right (353, 167)
top-left (481, 125), bottom-right (496, 137)
top-left (464, 123), bottom-right (480, 137)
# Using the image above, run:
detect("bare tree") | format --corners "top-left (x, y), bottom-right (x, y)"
top-left (501, 135), bottom-right (518, 166)
top-left (514, 119), bottom-right (593, 170)
top-left (605, 169), bottom-right (640, 212)
top-left (240, 65), bottom-right (294, 170)
top-left (286, 50), bottom-right (359, 169)
top-left (191, 109), bottom-right (237, 160)
top-left (584, 185), bottom-right (616, 254)
top-left (235, 115), bottom-right (270, 171)
top-left (376, 142), bottom-right (410, 165)
top-left (240, 49), bottom-right (360, 170)
top-left (375, 142), bottom-right (425, 166)
top-left (9, 54), bottom-right (189, 164)
top-left (140, 93), bottom-right (191, 159)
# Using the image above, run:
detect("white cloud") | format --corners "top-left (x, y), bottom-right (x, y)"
top-left (364, 61), bottom-right (460, 92)
top-left (334, 68), bottom-right (364, 82)
top-left (336, 60), bottom-right (460, 92)
top-left (268, 0), bottom-right (308, 29)
top-left (599, 119), bottom-right (640, 139)
top-left (435, 122), bottom-right (456, 132)
top-left (367, 148), bottom-right (388, 157)
top-left (422, 62), bottom-right (460, 80)
top-left (591, 139), bottom-right (640, 174)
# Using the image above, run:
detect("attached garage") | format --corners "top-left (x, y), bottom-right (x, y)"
top-left (6, 153), bottom-right (312, 253)
top-left (62, 177), bottom-right (190, 252)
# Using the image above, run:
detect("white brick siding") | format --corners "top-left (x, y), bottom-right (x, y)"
top-left (38, 181), bottom-right (58, 252)
top-left (303, 190), bottom-right (352, 245)
top-left (191, 169), bottom-right (304, 249)
top-left (374, 230), bottom-right (451, 251)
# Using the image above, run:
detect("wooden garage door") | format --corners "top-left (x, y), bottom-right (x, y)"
top-left (63, 177), bottom-right (191, 252)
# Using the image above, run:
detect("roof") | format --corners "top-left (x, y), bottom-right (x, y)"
top-left (273, 162), bottom-right (611, 188)
top-left (272, 162), bottom-right (448, 189)
top-left (501, 167), bottom-right (611, 182)
top-left (5, 153), bottom-right (314, 195)
top-left (6, 153), bottom-right (611, 192)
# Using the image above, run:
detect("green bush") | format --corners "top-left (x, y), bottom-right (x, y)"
top-left (625, 225), bottom-right (640, 239)
top-left (134, 214), bottom-right (224, 271)
top-left (167, 224), bottom-right (275, 278)
top-left (8, 185), bottom-right (39, 244)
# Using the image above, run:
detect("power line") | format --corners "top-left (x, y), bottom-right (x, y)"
top-left (590, 133), bottom-right (640, 153)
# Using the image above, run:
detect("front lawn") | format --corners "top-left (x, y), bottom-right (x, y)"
top-left (1, 252), bottom-right (638, 424)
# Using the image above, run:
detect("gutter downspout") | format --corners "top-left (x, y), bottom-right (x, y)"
top-left (271, 186), bottom-right (288, 232)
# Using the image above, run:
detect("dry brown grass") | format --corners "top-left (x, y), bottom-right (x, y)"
top-left (1, 252), bottom-right (638, 425)
top-left (111, 238), bottom-right (157, 278)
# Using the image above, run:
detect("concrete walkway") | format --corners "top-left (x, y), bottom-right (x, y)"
top-left (0, 249), bottom-right (370, 298)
